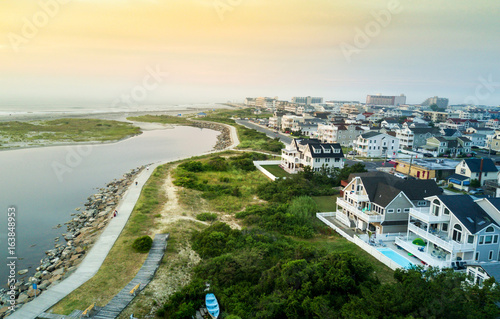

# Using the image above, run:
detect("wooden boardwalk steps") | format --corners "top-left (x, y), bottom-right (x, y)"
top-left (91, 233), bottom-right (169, 319)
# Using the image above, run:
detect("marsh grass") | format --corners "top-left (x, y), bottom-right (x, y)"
top-left (0, 118), bottom-right (140, 145)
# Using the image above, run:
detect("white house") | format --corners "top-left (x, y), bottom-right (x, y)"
top-left (395, 195), bottom-right (500, 269)
top-left (354, 132), bottom-right (399, 158)
top-left (281, 139), bottom-right (344, 174)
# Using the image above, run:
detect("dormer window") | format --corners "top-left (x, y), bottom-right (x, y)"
top-left (314, 149), bottom-right (321, 154)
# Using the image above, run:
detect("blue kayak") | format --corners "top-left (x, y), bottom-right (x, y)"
top-left (205, 293), bottom-right (220, 319)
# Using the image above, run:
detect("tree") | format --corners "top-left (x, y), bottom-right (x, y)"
top-left (470, 179), bottom-right (481, 188)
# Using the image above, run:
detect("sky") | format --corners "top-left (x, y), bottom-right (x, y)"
top-left (0, 0), bottom-right (499, 108)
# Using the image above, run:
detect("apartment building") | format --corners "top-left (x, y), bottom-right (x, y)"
top-left (317, 123), bottom-right (364, 146)
top-left (281, 139), bottom-right (344, 173)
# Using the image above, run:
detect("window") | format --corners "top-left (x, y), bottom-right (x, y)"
top-left (489, 250), bottom-right (494, 260)
top-left (486, 226), bottom-right (494, 233)
top-left (444, 208), bottom-right (450, 215)
top-left (387, 209), bottom-right (394, 213)
top-left (476, 252), bottom-right (480, 261)
top-left (325, 158), bottom-right (330, 162)
top-left (335, 158), bottom-right (340, 162)
top-left (418, 201), bottom-right (427, 206)
top-left (315, 158), bottom-right (320, 163)
top-left (442, 223), bottom-right (448, 232)
top-left (468, 235), bottom-right (474, 244)
top-left (485, 235), bottom-right (493, 244)
top-left (495, 235), bottom-right (499, 244)
top-left (460, 168), bottom-right (466, 174)
top-left (404, 208), bottom-right (410, 213)
top-left (452, 224), bottom-right (462, 243)
top-left (480, 236), bottom-right (484, 244)
top-left (397, 208), bottom-right (402, 213)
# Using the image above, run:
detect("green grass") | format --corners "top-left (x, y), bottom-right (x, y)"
top-left (260, 164), bottom-right (290, 178)
top-left (312, 195), bottom-right (338, 212)
top-left (50, 165), bottom-right (169, 315)
top-left (127, 114), bottom-right (193, 125)
top-left (0, 118), bottom-right (141, 145)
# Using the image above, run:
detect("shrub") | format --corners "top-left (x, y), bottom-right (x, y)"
top-left (196, 212), bottom-right (218, 222)
top-left (132, 235), bottom-right (153, 253)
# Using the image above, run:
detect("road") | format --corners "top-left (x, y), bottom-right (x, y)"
top-left (236, 120), bottom-right (388, 171)
top-left (235, 119), bottom-right (293, 144)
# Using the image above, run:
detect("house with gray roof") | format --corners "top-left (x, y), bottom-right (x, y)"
top-left (281, 139), bottom-right (344, 174)
top-left (395, 195), bottom-right (500, 268)
top-left (448, 158), bottom-right (499, 190)
top-left (335, 172), bottom-right (441, 234)
top-left (421, 136), bottom-right (472, 157)
top-left (467, 263), bottom-right (500, 286)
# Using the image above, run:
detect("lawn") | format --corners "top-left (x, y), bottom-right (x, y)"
top-left (260, 164), bottom-right (290, 178)
top-left (312, 195), bottom-right (338, 212)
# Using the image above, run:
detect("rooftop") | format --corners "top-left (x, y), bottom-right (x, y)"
top-left (395, 158), bottom-right (459, 170)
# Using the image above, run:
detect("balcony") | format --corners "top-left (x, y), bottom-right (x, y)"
top-left (344, 191), bottom-right (369, 203)
top-left (337, 198), bottom-right (383, 223)
top-left (408, 223), bottom-right (475, 253)
top-left (409, 207), bottom-right (450, 223)
top-left (395, 237), bottom-right (450, 268)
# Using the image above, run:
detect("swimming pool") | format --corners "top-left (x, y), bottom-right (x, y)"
top-left (377, 248), bottom-right (415, 269)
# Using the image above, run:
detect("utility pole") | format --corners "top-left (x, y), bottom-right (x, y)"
top-left (407, 154), bottom-right (414, 179)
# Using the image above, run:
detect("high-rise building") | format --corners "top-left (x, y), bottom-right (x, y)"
top-left (421, 96), bottom-right (449, 108)
top-left (366, 94), bottom-right (406, 106)
top-left (292, 96), bottom-right (323, 105)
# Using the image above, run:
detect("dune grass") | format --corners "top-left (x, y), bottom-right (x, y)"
top-left (127, 115), bottom-right (193, 125)
top-left (0, 118), bottom-right (140, 145)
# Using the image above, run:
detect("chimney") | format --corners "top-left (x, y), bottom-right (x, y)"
top-left (479, 158), bottom-right (484, 185)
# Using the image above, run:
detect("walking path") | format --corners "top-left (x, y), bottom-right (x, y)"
top-left (8, 121), bottom-right (239, 319)
top-left (92, 234), bottom-right (169, 319)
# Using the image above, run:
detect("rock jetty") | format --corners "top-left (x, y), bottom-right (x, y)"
top-left (190, 121), bottom-right (232, 150)
top-left (0, 167), bottom-right (144, 318)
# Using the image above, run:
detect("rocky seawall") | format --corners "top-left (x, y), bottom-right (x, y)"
top-left (0, 167), bottom-right (144, 318)
top-left (190, 121), bottom-right (232, 150)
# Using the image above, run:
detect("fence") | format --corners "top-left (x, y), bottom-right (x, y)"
top-left (253, 160), bottom-right (282, 181)
top-left (316, 213), bottom-right (403, 270)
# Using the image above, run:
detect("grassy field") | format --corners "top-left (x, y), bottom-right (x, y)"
top-left (260, 164), bottom-right (290, 178)
top-left (51, 165), bottom-right (169, 315)
top-left (127, 114), bottom-right (193, 125)
top-left (312, 195), bottom-right (338, 212)
top-left (0, 119), bottom-right (140, 146)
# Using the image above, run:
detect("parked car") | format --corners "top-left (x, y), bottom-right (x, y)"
top-left (423, 153), bottom-right (433, 157)
top-left (469, 188), bottom-right (484, 195)
top-left (394, 172), bottom-right (408, 179)
top-left (472, 146), bottom-right (479, 149)
top-left (348, 151), bottom-right (356, 155)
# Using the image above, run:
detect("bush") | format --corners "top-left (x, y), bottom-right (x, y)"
top-left (196, 212), bottom-right (218, 222)
top-left (132, 235), bottom-right (153, 253)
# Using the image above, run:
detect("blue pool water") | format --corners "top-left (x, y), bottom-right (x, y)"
top-left (378, 248), bottom-right (415, 269)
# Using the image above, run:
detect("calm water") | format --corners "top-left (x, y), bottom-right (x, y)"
top-left (0, 126), bottom-right (218, 283)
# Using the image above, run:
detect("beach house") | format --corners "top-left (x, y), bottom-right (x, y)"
top-left (335, 172), bottom-right (441, 234)
top-left (395, 195), bottom-right (500, 269)
top-left (280, 139), bottom-right (344, 174)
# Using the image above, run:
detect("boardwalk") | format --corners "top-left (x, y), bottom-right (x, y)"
top-left (92, 234), bottom-right (169, 319)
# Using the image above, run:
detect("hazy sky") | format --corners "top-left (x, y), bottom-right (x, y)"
top-left (1, 0), bottom-right (499, 107)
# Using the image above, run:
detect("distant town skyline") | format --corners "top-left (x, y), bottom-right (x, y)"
top-left (1, 0), bottom-right (499, 108)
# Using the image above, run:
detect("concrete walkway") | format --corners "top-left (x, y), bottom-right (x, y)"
top-left (8, 122), bottom-right (240, 319)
